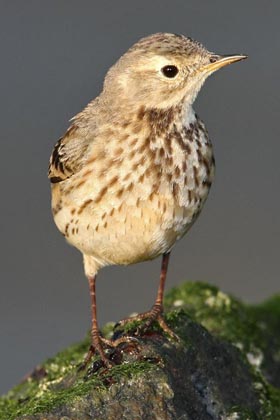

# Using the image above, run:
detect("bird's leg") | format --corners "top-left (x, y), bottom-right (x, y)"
top-left (118, 252), bottom-right (177, 340)
top-left (81, 275), bottom-right (139, 370)
top-left (82, 254), bottom-right (176, 370)
top-left (83, 274), bottom-right (112, 368)
top-left (142, 252), bottom-right (176, 337)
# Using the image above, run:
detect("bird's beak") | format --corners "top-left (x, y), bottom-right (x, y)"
top-left (200, 54), bottom-right (248, 73)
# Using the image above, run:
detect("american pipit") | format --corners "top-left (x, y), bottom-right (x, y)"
top-left (49, 33), bottom-right (246, 367)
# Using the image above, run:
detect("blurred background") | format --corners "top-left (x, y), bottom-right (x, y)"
top-left (1, 0), bottom-right (279, 395)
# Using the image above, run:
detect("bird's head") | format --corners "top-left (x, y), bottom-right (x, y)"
top-left (103, 33), bottom-right (246, 110)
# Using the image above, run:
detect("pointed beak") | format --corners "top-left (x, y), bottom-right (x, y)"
top-left (200, 54), bottom-right (248, 73)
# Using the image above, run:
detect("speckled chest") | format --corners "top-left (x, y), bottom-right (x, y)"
top-left (146, 105), bottom-right (215, 226)
top-left (52, 103), bottom-right (214, 254)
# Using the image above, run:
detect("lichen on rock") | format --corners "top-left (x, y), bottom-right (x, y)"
top-left (1, 282), bottom-right (280, 420)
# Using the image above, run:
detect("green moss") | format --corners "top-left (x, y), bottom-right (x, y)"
top-left (165, 281), bottom-right (280, 419)
top-left (267, 384), bottom-right (280, 418)
top-left (1, 281), bottom-right (279, 419)
top-left (0, 337), bottom-right (89, 419)
top-left (225, 407), bottom-right (258, 420)
top-left (0, 325), bottom-right (153, 420)
top-left (165, 282), bottom-right (280, 354)
top-left (0, 359), bottom-right (153, 419)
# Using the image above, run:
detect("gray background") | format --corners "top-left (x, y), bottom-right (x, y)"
top-left (0, 0), bottom-right (279, 395)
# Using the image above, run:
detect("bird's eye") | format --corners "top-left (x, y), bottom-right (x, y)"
top-left (161, 65), bottom-right (179, 78)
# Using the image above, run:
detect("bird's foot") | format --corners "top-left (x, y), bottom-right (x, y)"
top-left (79, 341), bottom-right (111, 371)
top-left (117, 305), bottom-right (179, 341)
top-left (78, 334), bottom-right (139, 371)
top-left (100, 335), bottom-right (139, 348)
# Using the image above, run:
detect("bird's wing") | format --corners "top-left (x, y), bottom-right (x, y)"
top-left (48, 124), bottom-right (91, 184)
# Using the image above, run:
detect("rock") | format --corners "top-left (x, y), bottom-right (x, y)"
top-left (1, 282), bottom-right (280, 420)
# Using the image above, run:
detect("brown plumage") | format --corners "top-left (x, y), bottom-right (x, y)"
top-left (48, 33), bottom-right (246, 367)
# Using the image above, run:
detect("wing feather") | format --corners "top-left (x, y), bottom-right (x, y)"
top-left (48, 124), bottom-right (91, 183)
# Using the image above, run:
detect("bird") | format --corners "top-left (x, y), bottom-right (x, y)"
top-left (48, 33), bottom-right (246, 367)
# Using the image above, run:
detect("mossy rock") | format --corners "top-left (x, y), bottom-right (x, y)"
top-left (1, 282), bottom-right (280, 420)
